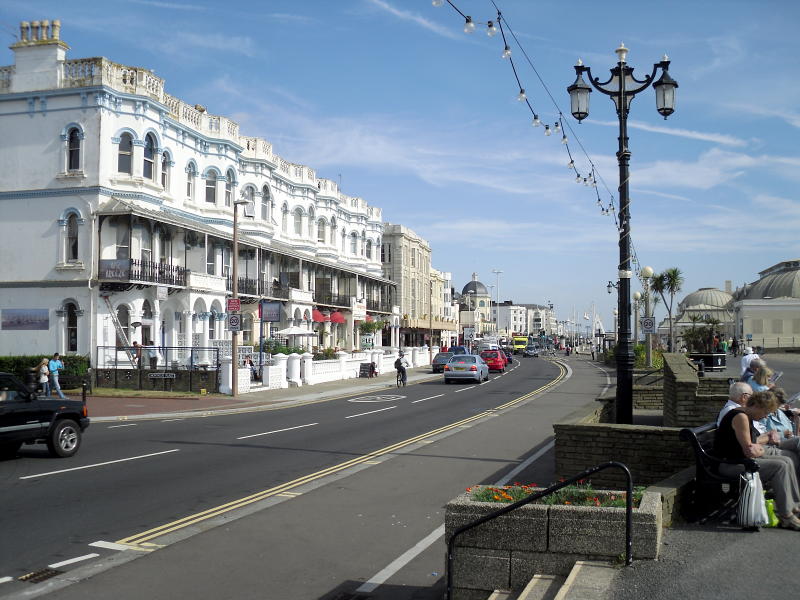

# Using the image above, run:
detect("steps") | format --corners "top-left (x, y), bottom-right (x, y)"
top-left (486, 561), bottom-right (617, 600)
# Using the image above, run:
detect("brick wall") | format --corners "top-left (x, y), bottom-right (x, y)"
top-left (553, 402), bottom-right (693, 489)
top-left (662, 353), bottom-right (727, 427)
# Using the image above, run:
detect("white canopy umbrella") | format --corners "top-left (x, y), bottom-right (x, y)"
top-left (275, 326), bottom-right (317, 336)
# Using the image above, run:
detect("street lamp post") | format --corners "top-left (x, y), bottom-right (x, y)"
top-left (568, 44), bottom-right (677, 425)
top-left (231, 194), bottom-right (249, 398)
top-left (633, 291), bottom-right (641, 346)
top-left (641, 266), bottom-right (654, 367)
top-left (492, 268), bottom-right (503, 335)
top-left (429, 279), bottom-right (434, 363)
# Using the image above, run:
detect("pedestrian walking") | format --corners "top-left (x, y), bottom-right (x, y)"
top-left (37, 357), bottom-right (50, 396)
top-left (48, 352), bottom-right (66, 399)
top-left (145, 340), bottom-right (160, 369)
top-left (132, 341), bottom-right (143, 369)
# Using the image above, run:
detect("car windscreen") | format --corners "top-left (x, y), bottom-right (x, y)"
top-left (449, 356), bottom-right (476, 364)
top-left (434, 353), bottom-right (454, 361)
top-left (480, 351), bottom-right (498, 358)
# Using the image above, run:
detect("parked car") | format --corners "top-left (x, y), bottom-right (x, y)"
top-left (480, 350), bottom-right (506, 372)
top-left (449, 345), bottom-right (468, 355)
top-left (0, 372), bottom-right (90, 458)
top-left (444, 355), bottom-right (489, 383)
top-left (432, 352), bottom-right (454, 373)
top-left (523, 345), bottom-right (539, 357)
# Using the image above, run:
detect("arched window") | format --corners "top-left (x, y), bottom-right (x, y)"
top-left (350, 232), bottom-right (358, 255)
top-left (366, 239), bottom-right (372, 259)
top-left (161, 151), bottom-right (171, 189)
top-left (243, 187), bottom-right (255, 218)
top-left (118, 132), bottom-right (133, 174)
top-left (66, 214), bottom-right (79, 262)
top-left (317, 219), bottom-right (326, 243)
top-left (67, 128), bottom-right (81, 171)
top-left (66, 302), bottom-right (78, 352)
top-left (116, 305), bottom-right (130, 347)
top-left (225, 169), bottom-right (236, 207)
top-left (261, 186), bottom-right (270, 221)
top-left (143, 133), bottom-right (156, 180)
top-left (293, 209), bottom-right (303, 235)
top-left (186, 164), bottom-right (196, 200)
top-left (281, 204), bottom-right (288, 233)
top-left (205, 172), bottom-right (217, 204)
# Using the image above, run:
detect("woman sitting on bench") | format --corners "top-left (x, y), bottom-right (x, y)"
top-left (714, 390), bottom-right (800, 530)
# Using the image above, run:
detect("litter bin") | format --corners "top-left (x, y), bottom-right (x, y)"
top-left (688, 353), bottom-right (727, 372)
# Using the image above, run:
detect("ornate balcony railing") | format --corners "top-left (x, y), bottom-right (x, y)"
top-left (99, 258), bottom-right (187, 286)
top-left (366, 298), bottom-right (392, 313)
top-left (314, 291), bottom-right (352, 307)
top-left (226, 275), bottom-right (259, 296)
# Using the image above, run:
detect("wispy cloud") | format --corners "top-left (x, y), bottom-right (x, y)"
top-left (594, 119), bottom-right (747, 147)
top-left (724, 102), bottom-right (800, 129)
top-left (127, 0), bottom-right (207, 10)
top-left (364, 0), bottom-right (461, 40)
top-left (159, 32), bottom-right (257, 58)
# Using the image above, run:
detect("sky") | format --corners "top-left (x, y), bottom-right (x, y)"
top-left (2, 0), bottom-right (799, 331)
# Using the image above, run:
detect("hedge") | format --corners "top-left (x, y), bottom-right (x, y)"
top-left (0, 354), bottom-right (91, 380)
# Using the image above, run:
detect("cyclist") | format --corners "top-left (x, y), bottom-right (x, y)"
top-left (394, 351), bottom-right (410, 386)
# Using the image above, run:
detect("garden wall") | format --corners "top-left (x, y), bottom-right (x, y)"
top-left (662, 353), bottom-right (728, 427)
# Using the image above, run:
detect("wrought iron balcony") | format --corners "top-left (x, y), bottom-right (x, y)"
top-left (100, 258), bottom-right (188, 286)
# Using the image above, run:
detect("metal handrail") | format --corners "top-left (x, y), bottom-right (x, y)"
top-left (445, 461), bottom-right (633, 600)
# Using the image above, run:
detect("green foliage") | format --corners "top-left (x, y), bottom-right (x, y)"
top-left (469, 481), bottom-right (646, 508)
top-left (682, 315), bottom-right (723, 353)
top-left (313, 348), bottom-right (338, 361)
top-left (0, 354), bottom-right (90, 378)
top-left (359, 320), bottom-right (387, 334)
top-left (260, 339), bottom-right (304, 355)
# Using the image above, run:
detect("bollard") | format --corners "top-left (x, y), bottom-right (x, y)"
top-left (81, 381), bottom-right (88, 403)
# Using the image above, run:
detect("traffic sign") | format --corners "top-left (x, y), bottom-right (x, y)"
top-left (228, 313), bottom-right (241, 331)
top-left (640, 316), bottom-right (656, 334)
top-left (227, 298), bottom-right (241, 312)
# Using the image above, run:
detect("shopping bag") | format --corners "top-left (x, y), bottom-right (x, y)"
top-left (737, 471), bottom-right (768, 528)
top-left (764, 498), bottom-right (779, 528)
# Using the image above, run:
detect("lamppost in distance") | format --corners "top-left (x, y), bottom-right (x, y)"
top-left (568, 43), bottom-right (677, 425)
top-left (641, 266), bottom-right (654, 367)
top-left (230, 193), bottom-right (249, 398)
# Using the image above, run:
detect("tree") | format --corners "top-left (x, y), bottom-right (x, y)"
top-left (649, 267), bottom-right (684, 352)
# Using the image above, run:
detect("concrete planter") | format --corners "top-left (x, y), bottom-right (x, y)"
top-left (444, 488), bottom-right (662, 597)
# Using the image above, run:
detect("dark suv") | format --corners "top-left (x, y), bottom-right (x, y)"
top-left (0, 372), bottom-right (90, 458)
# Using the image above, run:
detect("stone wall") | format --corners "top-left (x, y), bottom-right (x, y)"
top-left (662, 353), bottom-right (728, 427)
top-left (553, 402), bottom-right (693, 489)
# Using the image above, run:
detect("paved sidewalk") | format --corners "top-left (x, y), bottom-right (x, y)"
top-left (85, 368), bottom-right (438, 421)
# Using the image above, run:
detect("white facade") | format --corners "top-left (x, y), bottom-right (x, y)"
top-left (0, 20), bottom-right (395, 360)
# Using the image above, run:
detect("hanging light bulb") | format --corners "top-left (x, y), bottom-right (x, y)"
top-left (583, 177), bottom-right (590, 186)
top-left (567, 160), bottom-right (574, 169)
top-left (591, 178), bottom-right (597, 188)
top-left (561, 134), bottom-right (568, 145)
top-left (487, 20), bottom-right (498, 37)
top-left (532, 114), bottom-right (541, 127)
top-left (575, 174), bottom-right (582, 183)
top-left (596, 198), bottom-right (602, 206)
top-left (517, 88), bottom-right (526, 101)
top-left (554, 122), bottom-right (561, 133)
top-left (544, 125), bottom-right (551, 136)
top-left (464, 16), bottom-right (476, 33)
top-left (502, 45), bottom-right (512, 59)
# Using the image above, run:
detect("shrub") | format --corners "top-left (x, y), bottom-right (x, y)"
top-left (0, 354), bottom-right (90, 379)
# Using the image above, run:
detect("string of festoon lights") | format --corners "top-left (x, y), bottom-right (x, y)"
top-left (431, 0), bottom-right (648, 285)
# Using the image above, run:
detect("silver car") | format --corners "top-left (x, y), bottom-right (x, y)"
top-left (444, 354), bottom-right (489, 384)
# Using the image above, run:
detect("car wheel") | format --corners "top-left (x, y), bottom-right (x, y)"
top-left (47, 419), bottom-right (81, 458)
top-left (0, 442), bottom-right (22, 459)
top-left (444, 378), bottom-right (451, 384)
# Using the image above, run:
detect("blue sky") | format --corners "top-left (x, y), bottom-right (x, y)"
top-left (2, 0), bottom-right (798, 330)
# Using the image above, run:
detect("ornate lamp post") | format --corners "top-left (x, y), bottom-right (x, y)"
top-left (568, 44), bottom-right (677, 424)
top-left (641, 266), bottom-right (654, 367)
top-left (231, 194), bottom-right (249, 398)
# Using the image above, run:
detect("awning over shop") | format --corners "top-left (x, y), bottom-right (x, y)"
top-left (365, 315), bottom-right (373, 322)
top-left (329, 311), bottom-right (346, 324)
top-left (312, 309), bottom-right (330, 323)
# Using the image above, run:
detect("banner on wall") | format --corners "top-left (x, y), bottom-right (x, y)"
top-left (259, 301), bottom-right (282, 322)
top-left (1, 309), bottom-right (49, 330)
top-left (99, 259), bottom-right (131, 280)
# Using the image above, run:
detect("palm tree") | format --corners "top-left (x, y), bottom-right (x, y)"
top-left (649, 267), bottom-right (684, 352)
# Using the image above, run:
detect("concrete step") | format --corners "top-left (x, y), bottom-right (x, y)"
top-left (487, 589), bottom-right (516, 600)
top-left (518, 574), bottom-right (564, 600)
top-left (553, 560), bottom-right (617, 600)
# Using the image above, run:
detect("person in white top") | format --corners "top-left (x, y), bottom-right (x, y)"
top-left (740, 346), bottom-right (759, 376)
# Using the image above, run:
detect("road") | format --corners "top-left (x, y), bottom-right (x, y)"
top-left (1, 354), bottom-right (600, 600)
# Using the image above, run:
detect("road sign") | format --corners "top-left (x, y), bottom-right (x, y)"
top-left (228, 313), bottom-right (241, 331)
top-left (640, 316), bottom-right (656, 334)
top-left (227, 298), bottom-right (241, 312)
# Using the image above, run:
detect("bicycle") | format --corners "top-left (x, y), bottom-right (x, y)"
top-left (396, 368), bottom-right (406, 387)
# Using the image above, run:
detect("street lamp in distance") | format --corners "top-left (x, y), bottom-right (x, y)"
top-left (230, 194), bottom-right (250, 398)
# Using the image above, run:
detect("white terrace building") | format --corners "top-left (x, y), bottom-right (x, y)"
top-left (0, 20), bottom-right (396, 360)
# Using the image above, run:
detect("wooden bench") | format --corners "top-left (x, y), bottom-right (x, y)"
top-left (679, 422), bottom-right (758, 521)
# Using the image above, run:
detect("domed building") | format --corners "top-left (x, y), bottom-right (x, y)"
top-left (665, 287), bottom-right (734, 346)
top-left (457, 273), bottom-right (492, 341)
top-left (732, 260), bottom-right (800, 350)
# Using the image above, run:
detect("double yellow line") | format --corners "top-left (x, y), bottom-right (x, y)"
top-left (117, 361), bottom-right (566, 548)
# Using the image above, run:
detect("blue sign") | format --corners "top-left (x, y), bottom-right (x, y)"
top-left (260, 301), bottom-right (282, 323)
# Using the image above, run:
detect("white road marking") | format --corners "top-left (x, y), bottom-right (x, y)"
top-left (411, 394), bottom-right (444, 404)
top-left (0, 577), bottom-right (13, 584)
top-left (356, 525), bottom-right (445, 593)
top-left (108, 423), bottom-right (137, 428)
top-left (454, 386), bottom-right (476, 392)
top-left (345, 406), bottom-right (396, 419)
top-left (89, 541), bottom-right (130, 551)
top-left (161, 418), bottom-right (185, 422)
top-left (20, 449), bottom-right (180, 480)
top-left (493, 440), bottom-right (556, 486)
top-left (48, 553), bottom-right (99, 568)
top-left (237, 422), bottom-right (318, 440)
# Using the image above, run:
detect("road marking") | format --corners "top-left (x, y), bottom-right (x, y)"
top-left (236, 422), bottom-right (318, 440)
top-left (20, 449), bottom-right (181, 480)
top-left (356, 525), bottom-right (445, 593)
top-left (411, 394), bottom-right (444, 403)
top-left (89, 541), bottom-right (130, 551)
top-left (48, 553), bottom-right (99, 569)
top-left (493, 440), bottom-right (556, 486)
top-left (161, 418), bottom-right (185, 422)
top-left (345, 406), bottom-right (396, 419)
top-left (108, 423), bottom-right (137, 428)
top-left (116, 365), bottom-right (568, 547)
top-left (0, 577), bottom-right (13, 584)
top-left (349, 395), bottom-right (405, 403)
top-left (454, 386), bottom-right (476, 392)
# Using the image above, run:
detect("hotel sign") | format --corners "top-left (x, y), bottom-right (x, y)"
top-left (99, 259), bottom-right (131, 281)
